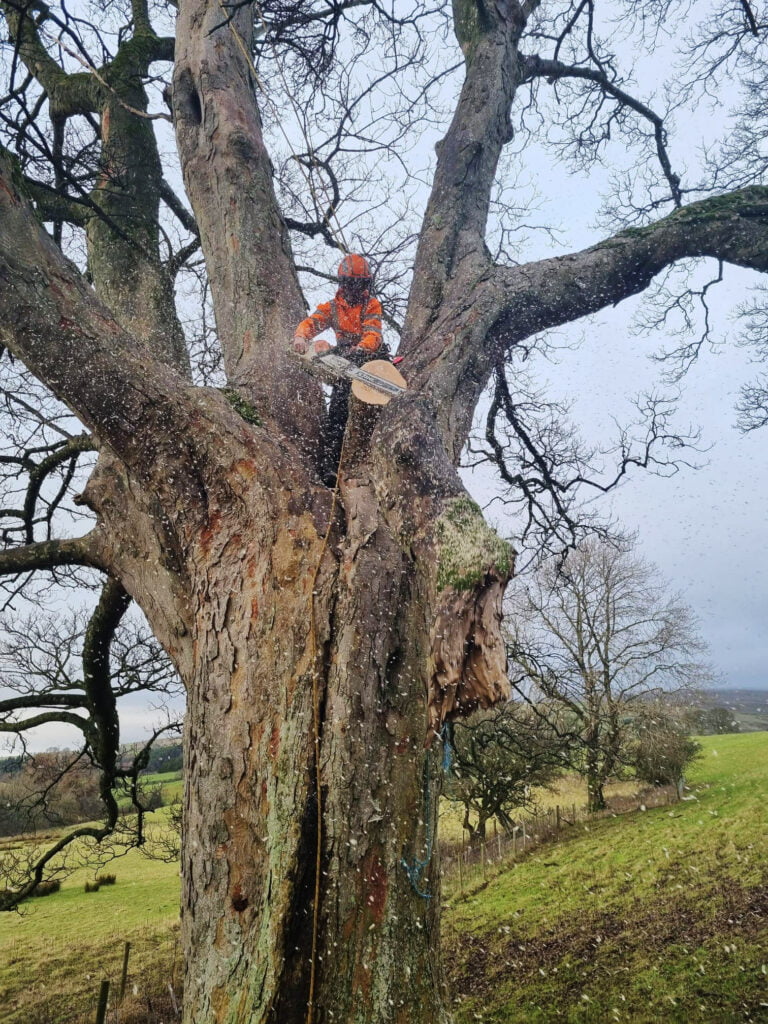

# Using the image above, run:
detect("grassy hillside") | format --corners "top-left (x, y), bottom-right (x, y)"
top-left (1, 735), bottom-right (765, 1023)
top-left (444, 732), bottom-right (768, 1023)
top-left (0, 811), bottom-right (180, 1024)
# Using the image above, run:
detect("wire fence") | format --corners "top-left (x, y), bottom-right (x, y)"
top-left (439, 783), bottom-right (680, 893)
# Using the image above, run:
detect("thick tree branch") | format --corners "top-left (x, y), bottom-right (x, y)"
top-left (740, 0), bottom-right (759, 36)
top-left (488, 187), bottom-right (768, 346)
top-left (0, 533), bottom-right (104, 575)
top-left (23, 176), bottom-right (90, 226)
top-left (405, 186), bottom-right (768, 457)
top-left (0, 148), bottom-right (228, 514)
top-left (0, 1), bottom-right (99, 115)
top-left (0, 710), bottom-right (88, 732)
top-left (0, 693), bottom-right (84, 713)
top-left (402, 1), bottom-right (530, 347)
top-left (80, 578), bottom-right (131, 816)
top-left (172, 0), bottom-right (324, 445)
top-left (0, 150), bottom-right (164, 440)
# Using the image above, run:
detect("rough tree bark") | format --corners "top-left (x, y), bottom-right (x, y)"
top-left (3, 1), bottom-right (768, 1022)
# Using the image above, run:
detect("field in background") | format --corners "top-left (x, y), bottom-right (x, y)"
top-left (439, 774), bottom-right (644, 845)
top-left (1, 734), bottom-right (765, 1022)
top-left (444, 731), bottom-right (768, 1023)
top-left (0, 809), bottom-right (180, 1024)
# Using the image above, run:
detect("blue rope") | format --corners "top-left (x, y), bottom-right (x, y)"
top-left (441, 721), bottom-right (454, 774)
top-left (401, 723), bottom-right (454, 900)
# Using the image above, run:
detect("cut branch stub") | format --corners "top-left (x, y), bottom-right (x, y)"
top-left (428, 497), bottom-right (514, 742)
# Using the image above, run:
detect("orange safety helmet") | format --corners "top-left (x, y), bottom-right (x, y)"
top-left (337, 253), bottom-right (371, 280)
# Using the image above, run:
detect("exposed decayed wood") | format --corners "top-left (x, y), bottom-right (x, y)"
top-left (427, 574), bottom-right (511, 742)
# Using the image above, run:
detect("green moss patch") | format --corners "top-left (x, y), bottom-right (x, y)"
top-left (221, 387), bottom-right (261, 426)
top-left (436, 496), bottom-right (513, 591)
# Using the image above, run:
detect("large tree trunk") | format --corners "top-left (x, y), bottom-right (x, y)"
top-left (169, 394), bottom-right (511, 1023)
top-left (8, 0), bottom-right (768, 1020)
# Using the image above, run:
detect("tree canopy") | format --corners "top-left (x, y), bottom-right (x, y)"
top-left (1, 1), bottom-right (767, 1021)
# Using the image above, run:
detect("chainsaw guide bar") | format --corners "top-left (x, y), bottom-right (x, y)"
top-left (299, 351), bottom-right (407, 405)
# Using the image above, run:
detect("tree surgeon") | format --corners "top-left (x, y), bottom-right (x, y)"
top-left (292, 253), bottom-right (387, 483)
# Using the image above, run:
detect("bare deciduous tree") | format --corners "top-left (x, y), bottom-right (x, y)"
top-left (507, 538), bottom-right (709, 812)
top-left (0, 1), bottom-right (766, 1020)
top-left (443, 703), bottom-right (570, 845)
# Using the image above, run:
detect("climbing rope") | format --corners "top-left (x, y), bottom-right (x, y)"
top-left (401, 722), bottom-right (454, 900)
top-left (304, 425), bottom-right (349, 1024)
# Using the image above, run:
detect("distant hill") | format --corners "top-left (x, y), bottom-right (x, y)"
top-left (694, 687), bottom-right (768, 733)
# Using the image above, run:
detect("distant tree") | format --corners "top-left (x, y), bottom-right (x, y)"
top-left (507, 538), bottom-right (709, 812)
top-left (0, 747), bottom-right (168, 838)
top-left (684, 705), bottom-right (741, 735)
top-left (0, 605), bottom-right (180, 867)
top-left (143, 741), bottom-right (183, 775)
top-left (119, 739), bottom-right (184, 775)
top-left (625, 700), bottom-right (701, 796)
top-left (444, 702), bottom-right (570, 845)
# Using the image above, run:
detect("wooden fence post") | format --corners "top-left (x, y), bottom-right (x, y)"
top-left (119, 941), bottom-right (131, 1003)
top-left (94, 980), bottom-right (109, 1024)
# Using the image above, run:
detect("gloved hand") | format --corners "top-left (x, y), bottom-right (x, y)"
top-left (313, 340), bottom-right (332, 355)
top-left (293, 337), bottom-right (309, 355)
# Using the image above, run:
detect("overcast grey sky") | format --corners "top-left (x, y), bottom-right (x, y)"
top-left (487, 273), bottom-right (768, 692)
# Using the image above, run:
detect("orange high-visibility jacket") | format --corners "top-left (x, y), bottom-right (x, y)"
top-left (294, 291), bottom-right (383, 353)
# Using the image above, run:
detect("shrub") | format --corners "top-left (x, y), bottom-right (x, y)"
top-left (84, 880), bottom-right (100, 893)
top-left (95, 873), bottom-right (116, 886)
top-left (31, 879), bottom-right (61, 898)
top-left (627, 703), bottom-right (701, 788)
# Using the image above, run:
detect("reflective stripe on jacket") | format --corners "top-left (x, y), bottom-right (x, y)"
top-left (294, 291), bottom-right (383, 352)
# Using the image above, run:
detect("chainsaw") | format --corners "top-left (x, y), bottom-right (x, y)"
top-left (297, 349), bottom-right (407, 405)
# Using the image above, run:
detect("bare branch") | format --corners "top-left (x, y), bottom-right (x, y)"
top-left (0, 533), bottom-right (104, 576)
top-left (739, 0), bottom-right (759, 37)
top-left (488, 187), bottom-right (768, 352)
top-left (520, 53), bottom-right (682, 207)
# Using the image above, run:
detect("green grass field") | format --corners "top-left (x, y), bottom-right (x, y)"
top-left (0, 810), bottom-right (181, 1024)
top-left (1, 735), bottom-right (765, 1023)
top-left (444, 732), bottom-right (768, 1023)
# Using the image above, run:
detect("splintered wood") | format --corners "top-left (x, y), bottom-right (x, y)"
top-left (427, 573), bottom-right (510, 744)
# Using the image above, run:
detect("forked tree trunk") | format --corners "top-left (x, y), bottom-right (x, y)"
top-left (171, 398), bottom-right (511, 1023)
top-left (11, 0), bottom-right (767, 1019)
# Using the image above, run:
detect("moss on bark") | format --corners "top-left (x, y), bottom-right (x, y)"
top-left (435, 496), bottom-right (513, 591)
